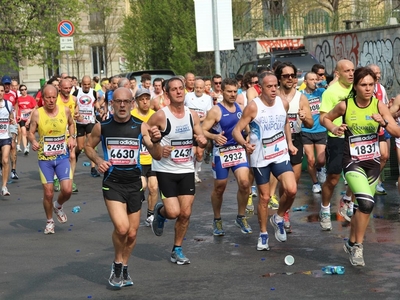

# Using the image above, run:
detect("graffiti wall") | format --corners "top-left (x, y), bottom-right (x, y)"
top-left (304, 26), bottom-right (400, 97)
top-left (220, 37), bottom-right (304, 79)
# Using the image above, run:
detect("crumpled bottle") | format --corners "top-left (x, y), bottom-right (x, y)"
top-left (292, 205), bottom-right (308, 212)
top-left (322, 266), bottom-right (345, 275)
top-left (72, 206), bottom-right (81, 213)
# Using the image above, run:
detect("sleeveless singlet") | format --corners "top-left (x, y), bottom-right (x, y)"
top-left (75, 88), bottom-right (96, 124)
top-left (343, 97), bottom-right (380, 164)
top-left (37, 106), bottom-right (69, 161)
top-left (249, 97), bottom-right (290, 168)
top-left (151, 106), bottom-right (194, 174)
top-left (287, 90), bottom-right (302, 134)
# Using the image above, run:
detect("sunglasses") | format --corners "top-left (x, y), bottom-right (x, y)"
top-left (317, 73), bottom-right (325, 76)
top-left (281, 74), bottom-right (296, 79)
top-left (213, 82), bottom-right (222, 85)
top-left (250, 81), bottom-right (258, 84)
top-left (20, 88), bottom-right (27, 91)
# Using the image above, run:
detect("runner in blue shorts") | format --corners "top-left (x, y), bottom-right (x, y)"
top-left (202, 78), bottom-right (252, 237)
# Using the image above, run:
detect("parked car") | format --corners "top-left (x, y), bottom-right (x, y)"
top-left (117, 69), bottom-right (176, 83)
top-left (236, 47), bottom-right (321, 88)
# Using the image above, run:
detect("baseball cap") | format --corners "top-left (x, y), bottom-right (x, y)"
top-left (1, 75), bottom-right (11, 84)
top-left (135, 88), bottom-right (151, 99)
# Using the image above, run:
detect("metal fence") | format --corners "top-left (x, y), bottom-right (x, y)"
top-left (234, 8), bottom-right (398, 38)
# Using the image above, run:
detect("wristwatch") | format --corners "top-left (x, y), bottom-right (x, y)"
top-left (71, 134), bottom-right (77, 138)
top-left (382, 120), bottom-right (389, 128)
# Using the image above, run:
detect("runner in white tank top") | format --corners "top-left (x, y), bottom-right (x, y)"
top-left (233, 73), bottom-right (298, 251)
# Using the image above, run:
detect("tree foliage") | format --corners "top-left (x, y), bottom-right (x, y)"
top-left (0, 0), bottom-right (81, 72)
top-left (119, 0), bottom-right (214, 76)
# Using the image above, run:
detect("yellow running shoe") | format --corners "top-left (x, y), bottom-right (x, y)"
top-left (246, 194), bottom-right (254, 212)
top-left (268, 194), bottom-right (279, 210)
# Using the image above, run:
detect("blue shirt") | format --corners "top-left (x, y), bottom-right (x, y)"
top-left (301, 88), bottom-right (326, 133)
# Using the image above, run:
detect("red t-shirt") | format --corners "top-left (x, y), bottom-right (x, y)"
top-left (3, 90), bottom-right (17, 106)
top-left (18, 95), bottom-right (36, 120)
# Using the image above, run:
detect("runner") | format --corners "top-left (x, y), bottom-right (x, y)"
top-left (233, 72), bottom-right (297, 250)
top-left (300, 72), bottom-right (327, 193)
top-left (275, 62), bottom-right (313, 232)
top-left (202, 78), bottom-right (252, 236)
top-left (147, 77), bottom-right (207, 265)
top-left (319, 59), bottom-right (355, 230)
top-left (184, 78), bottom-right (213, 183)
top-left (0, 84), bottom-right (16, 196)
top-left (17, 84), bottom-right (36, 155)
top-left (85, 87), bottom-right (161, 287)
top-left (130, 88), bottom-right (158, 227)
top-left (28, 84), bottom-right (76, 234)
top-left (323, 67), bottom-right (400, 266)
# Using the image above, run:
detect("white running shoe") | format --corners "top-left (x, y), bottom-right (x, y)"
top-left (316, 167), bottom-right (326, 184)
top-left (144, 215), bottom-right (154, 227)
top-left (16, 145), bottom-right (22, 152)
top-left (195, 174), bottom-right (202, 183)
top-left (312, 183), bottom-right (322, 193)
top-left (1, 186), bottom-right (10, 196)
top-left (44, 221), bottom-right (55, 234)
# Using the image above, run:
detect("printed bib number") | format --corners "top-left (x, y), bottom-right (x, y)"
top-left (106, 137), bottom-right (139, 165)
top-left (262, 131), bottom-right (288, 160)
top-left (171, 139), bottom-right (193, 163)
top-left (79, 109), bottom-right (94, 124)
top-left (219, 145), bottom-right (246, 168)
top-left (0, 118), bottom-right (9, 134)
top-left (43, 135), bottom-right (66, 156)
top-left (349, 133), bottom-right (380, 161)
top-left (288, 113), bottom-right (297, 133)
top-left (21, 109), bottom-right (32, 120)
top-left (308, 98), bottom-right (321, 115)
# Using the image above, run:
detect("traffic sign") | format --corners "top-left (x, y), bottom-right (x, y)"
top-left (58, 20), bottom-right (75, 37)
top-left (60, 37), bottom-right (74, 51)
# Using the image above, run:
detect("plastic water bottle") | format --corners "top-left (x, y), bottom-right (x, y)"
top-left (292, 205), bottom-right (308, 212)
top-left (72, 206), bottom-right (81, 213)
top-left (82, 161), bottom-right (91, 167)
top-left (322, 266), bottom-right (345, 275)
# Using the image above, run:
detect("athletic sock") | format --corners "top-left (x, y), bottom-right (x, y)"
top-left (321, 204), bottom-right (330, 213)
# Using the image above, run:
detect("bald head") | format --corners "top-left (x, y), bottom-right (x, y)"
top-left (81, 75), bottom-right (92, 92)
top-left (43, 84), bottom-right (58, 96)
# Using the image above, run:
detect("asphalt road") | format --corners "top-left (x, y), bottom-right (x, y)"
top-left (1, 149), bottom-right (400, 300)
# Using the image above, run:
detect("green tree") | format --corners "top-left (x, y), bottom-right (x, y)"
top-left (0, 0), bottom-right (81, 73)
top-left (119, 0), bottom-right (214, 76)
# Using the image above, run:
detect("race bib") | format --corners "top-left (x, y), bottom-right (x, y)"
top-left (0, 118), bottom-right (9, 135)
top-left (170, 139), bottom-right (193, 163)
top-left (106, 137), bottom-right (139, 165)
top-left (287, 113), bottom-right (298, 133)
top-left (43, 135), bottom-right (66, 156)
top-left (79, 109), bottom-right (94, 124)
top-left (21, 109), bottom-right (32, 121)
top-left (190, 108), bottom-right (205, 118)
top-left (349, 133), bottom-right (380, 161)
top-left (219, 145), bottom-right (246, 168)
top-left (308, 97), bottom-right (321, 115)
top-left (262, 131), bottom-right (288, 160)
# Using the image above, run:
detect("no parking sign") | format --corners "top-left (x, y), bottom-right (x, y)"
top-left (57, 20), bottom-right (75, 37)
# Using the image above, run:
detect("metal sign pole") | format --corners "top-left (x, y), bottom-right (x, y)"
top-left (212, 0), bottom-right (221, 75)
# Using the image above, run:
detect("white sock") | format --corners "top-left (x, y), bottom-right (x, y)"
top-left (47, 218), bottom-right (54, 223)
top-left (275, 214), bottom-right (283, 223)
top-left (55, 201), bottom-right (62, 209)
top-left (196, 160), bottom-right (202, 173)
top-left (260, 231), bottom-right (268, 236)
top-left (343, 195), bottom-right (351, 202)
top-left (321, 204), bottom-right (330, 213)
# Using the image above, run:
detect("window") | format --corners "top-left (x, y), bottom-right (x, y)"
top-left (92, 45), bottom-right (105, 76)
top-left (89, 12), bottom-right (103, 30)
top-left (46, 51), bottom-right (60, 78)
